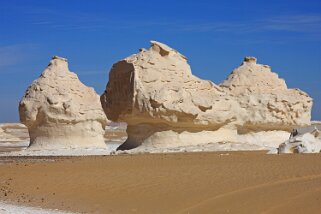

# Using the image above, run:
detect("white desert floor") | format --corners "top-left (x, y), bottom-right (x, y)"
top-left (0, 142), bottom-right (122, 157)
top-left (0, 201), bottom-right (76, 214)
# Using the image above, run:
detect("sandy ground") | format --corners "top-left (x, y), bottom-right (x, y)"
top-left (0, 152), bottom-right (321, 213)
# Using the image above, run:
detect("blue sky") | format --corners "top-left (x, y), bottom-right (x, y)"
top-left (0, 0), bottom-right (320, 122)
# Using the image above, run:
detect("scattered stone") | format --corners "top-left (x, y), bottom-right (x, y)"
top-left (277, 125), bottom-right (321, 153)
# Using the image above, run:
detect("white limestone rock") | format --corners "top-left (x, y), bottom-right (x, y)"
top-left (312, 121), bottom-right (321, 126)
top-left (0, 123), bottom-right (29, 150)
top-left (277, 125), bottom-right (321, 153)
top-left (101, 41), bottom-right (238, 149)
top-left (220, 56), bottom-right (312, 130)
top-left (19, 56), bottom-right (108, 150)
top-left (119, 129), bottom-right (290, 154)
top-left (101, 41), bottom-right (313, 151)
top-left (0, 123), bottom-right (29, 141)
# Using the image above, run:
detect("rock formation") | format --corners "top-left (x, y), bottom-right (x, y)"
top-left (19, 56), bottom-right (108, 150)
top-left (0, 123), bottom-right (29, 151)
top-left (101, 41), bottom-right (313, 151)
top-left (277, 125), bottom-right (321, 153)
top-left (0, 123), bottom-right (29, 142)
top-left (220, 56), bottom-right (312, 130)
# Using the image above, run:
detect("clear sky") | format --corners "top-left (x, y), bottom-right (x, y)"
top-left (0, 0), bottom-right (320, 122)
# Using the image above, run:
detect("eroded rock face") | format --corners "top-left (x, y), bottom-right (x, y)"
top-left (220, 56), bottom-right (312, 130)
top-left (101, 41), bottom-right (312, 150)
top-left (19, 56), bottom-right (108, 150)
top-left (101, 41), bottom-right (237, 149)
top-left (0, 123), bottom-right (29, 142)
top-left (0, 123), bottom-right (29, 151)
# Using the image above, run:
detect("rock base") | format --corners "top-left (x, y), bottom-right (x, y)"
top-left (28, 121), bottom-right (107, 150)
top-left (118, 124), bottom-right (290, 152)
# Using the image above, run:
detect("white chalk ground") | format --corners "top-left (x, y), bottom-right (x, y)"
top-left (0, 201), bottom-right (76, 214)
top-left (115, 141), bottom-right (275, 155)
top-left (116, 129), bottom-right (290, 154)
top-left (0, 142), bottom-right (122, 156)
top-left (0, 148), bottom-right (109, 157)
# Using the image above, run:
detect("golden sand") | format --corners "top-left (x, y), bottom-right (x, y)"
top-left (0, 152), bottom-right (321, 213)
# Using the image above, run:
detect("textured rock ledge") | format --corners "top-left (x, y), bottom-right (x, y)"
top-left (101, 41), bottom-right (312, 151)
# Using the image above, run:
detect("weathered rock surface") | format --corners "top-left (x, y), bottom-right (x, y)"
top-left (277, 125), bottom-right (321, 153)
top-left (0, 123), bottom-right (29, 141)
top-left (116, 129), bottom-right (290, 154)
top-left (0, 123), bottom-right (29, 151)
top-left (220, 56), bottom-right (312, 130)
top-left (101, 41), bottom-right (312, 151)
top-left (19, 56), bottom-right (108, 150)
top-left (0, 122), bottom-right (127, 156)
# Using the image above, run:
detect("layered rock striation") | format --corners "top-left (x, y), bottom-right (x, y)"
top-left (19, 56), bottom-right (108, 150)
top-left (0, 123), bottom-right (29, 139)
top-left (101, 41), bottom-right (312, 151)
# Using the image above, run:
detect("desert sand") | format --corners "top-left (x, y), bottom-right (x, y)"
top-left (1, 152), bottom-right (321, 214)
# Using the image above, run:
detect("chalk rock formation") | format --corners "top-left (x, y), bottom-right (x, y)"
top-left (19, 56), bottom-right (108, 150)
top-left (0, 123), bottom-right (29, 142)
top-left (220, 56), bottom-right (312, 130)
top-left (101, 41), bottom-right (312, 150)
top-left (0, 123), bottom-right (29, 151)
top-left (278, 125), bottom-right (321, 153)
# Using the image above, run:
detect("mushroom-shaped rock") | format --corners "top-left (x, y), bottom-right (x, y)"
top-left (101, 41), bottom-right (313, 151)
top-left (19, 56), bottom-right (108, 150)
top-left (101, 41), bottom-right (241, 149)
top-left (220, 57), bottom-right (313, 130)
